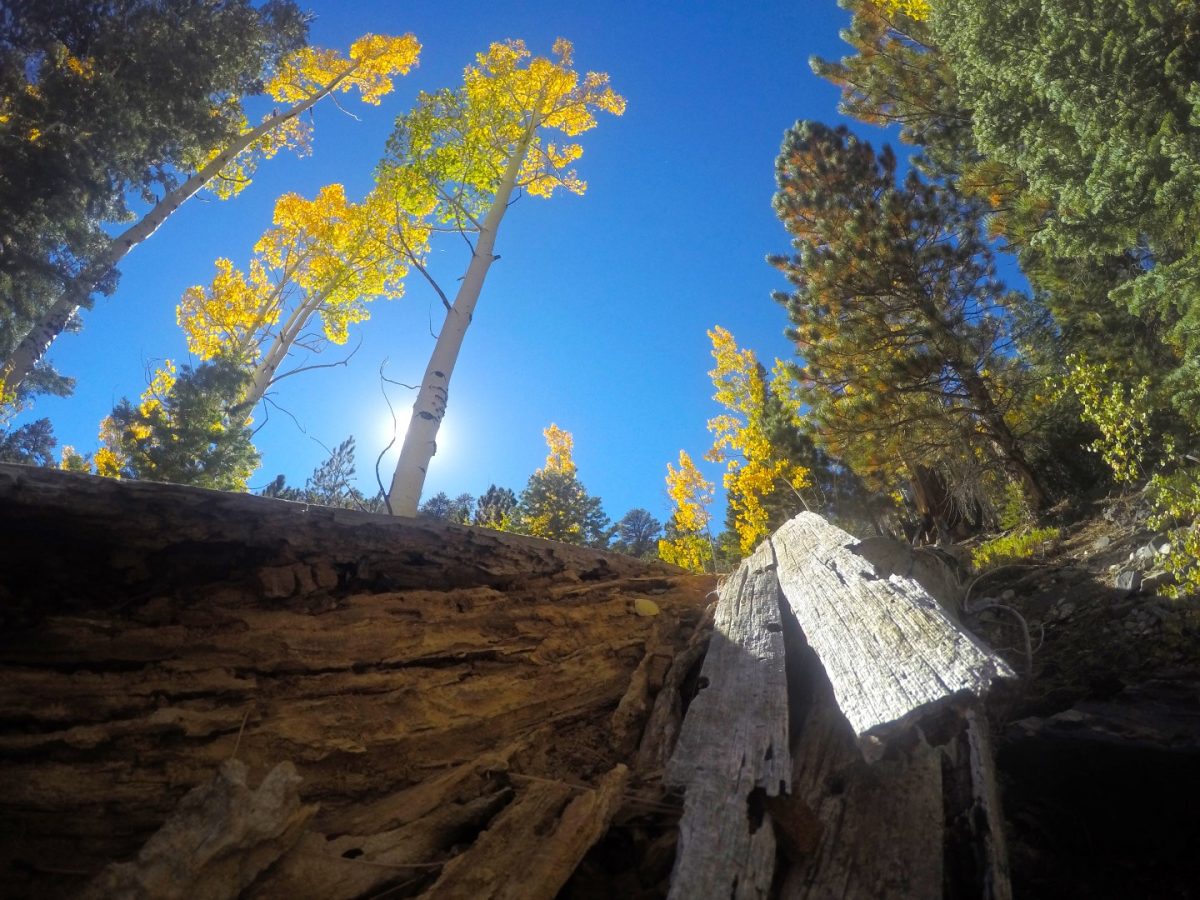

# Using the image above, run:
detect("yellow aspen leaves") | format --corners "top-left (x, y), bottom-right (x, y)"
top-left (457, 38), bottom-right (624, 201)
top-left (877, 0), bottom-right (931, 20)
top-left (659, 450), bottom-right (715, 573)
top-left (197, 33), bottom-right (421, 201)
top-left (266, 33), bottom-right (422, 106)
top-left (178, 182), bottom-right (418, 377)
top-left (706, 327), bottom-right (810, 555)
top-left (542, 423), bottom-right (577, 476)
top-left (177, 258), bottom-right (275, 361)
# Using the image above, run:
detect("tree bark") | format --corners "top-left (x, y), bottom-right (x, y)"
top-left (0, 463), bottom-right (711, 899)
top-left (386, 113), bottom-right (541, 517)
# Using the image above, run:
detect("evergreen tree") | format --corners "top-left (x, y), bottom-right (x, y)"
top-left (0, 418), bottom-right (56, 467)
top-left (771, 121), bottom-right (1047, 509)
top-left (928, 0), bottom-right (1200, 419)
top-left (513, 425), bottom-right (611, 547)
top-left (419, 492), bottom-right (475, 524)
top-left (474, 484), bottom-right (517, 530)
top-left (0, 0), bottom-right (308, 385)
top-left (99, 357), bottom-right (259, 490)
top-left (612, 508), bottom-right (662, 558)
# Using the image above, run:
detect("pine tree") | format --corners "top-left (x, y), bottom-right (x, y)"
top-left (419, 492), bottom-right (476, 524)
top-left (513, 425), bottom-right (611, 547)
top-left (612, 508), bottom-right (663, 559)
top-left (771, 120), bottom-right (1047, 509)
top-left (474, 484), bottom-right (518, 530)
top-left (99, 357), bottom-right (259, 490)
top-left (0, 0), bottom-right (311, 395)
top-left (928, 0), bottom-right (1200, 419)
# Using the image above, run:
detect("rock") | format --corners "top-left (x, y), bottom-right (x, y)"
top-left (1092, 535), bottom-right (1112, 552)
top-left (1143, 570), bottom-right (1177, 594)
top-left (1001, 588), bottom-right (1016, 602)
top-left (1115, 570), bottom-right (1142, 596)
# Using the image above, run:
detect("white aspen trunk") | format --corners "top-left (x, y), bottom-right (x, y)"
top-left (241, 288), bottom-right (330, 415)
top-left (386, 117), bottom-right (539, 517)
top-left (0, 64), bottom-right (361, 397)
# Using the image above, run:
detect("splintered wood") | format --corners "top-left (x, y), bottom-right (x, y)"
top-left (665, 541), bottom-right (790, 900)
top-left (666, 512), bottom-right (1015, 900)
top-left (0, 464), bottom-right (711, 900)
top-left (773, 514), bottom-right (1016, 738)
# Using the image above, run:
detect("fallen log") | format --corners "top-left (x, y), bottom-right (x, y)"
top-left (0, 464), bottom-right (712, 899)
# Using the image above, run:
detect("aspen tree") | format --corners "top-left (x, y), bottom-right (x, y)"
top-left (379, 39), bottom-right (624, 516)
top-left (1, 33), bottom-right (421, 398)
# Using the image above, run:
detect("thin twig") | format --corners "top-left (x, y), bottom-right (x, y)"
top-left (229, 707), bottom-right (251, 760)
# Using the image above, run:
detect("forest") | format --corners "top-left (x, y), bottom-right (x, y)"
top-left (3, 0), bottom-right (1200, 583)
top-left (4, 2), bottom-right (1200, 898)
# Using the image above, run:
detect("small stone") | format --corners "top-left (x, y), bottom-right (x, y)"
top-left (1115, 570), bottom-right (1142, 596)
top-left (1093, 535), bottom-right (1112, 551)
top-left (1000, 589), bottom-right (1016, 602)
top-left (1158, 542), bottom-right (1172, 556)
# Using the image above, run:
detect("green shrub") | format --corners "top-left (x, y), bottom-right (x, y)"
top-left (972, 526), bottom-right (1061, 570)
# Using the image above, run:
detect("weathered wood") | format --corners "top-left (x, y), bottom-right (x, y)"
top-left (662, 512), bottom-right (1017, 899)
top-left (781, 685), bottom-right (946, 899)
top-left (665, 540), bottom-right (790, 899)
top-left (80, 760), bottom-right (316, 900)
top-left (423, 764), bottom-right (629, 900)
top-left (0, 464), bottom-right (711, 898)
top-left (773, 513), bottom-right (1015, 739)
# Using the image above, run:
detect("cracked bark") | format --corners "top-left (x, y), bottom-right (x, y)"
top-left (0, 463), bottom-right (711, 899)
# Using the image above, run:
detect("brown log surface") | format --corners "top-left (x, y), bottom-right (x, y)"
top-left (0, 464), bottom-right (711, 898)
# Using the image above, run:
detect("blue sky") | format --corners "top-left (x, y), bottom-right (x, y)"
top-left (26, 0), bottom-right (886, 527)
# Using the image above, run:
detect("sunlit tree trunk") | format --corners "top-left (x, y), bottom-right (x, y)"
top-left (387, 120), bottom-right (538, 517)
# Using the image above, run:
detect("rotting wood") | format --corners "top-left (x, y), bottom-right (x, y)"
top-left (422, 764), bottom-right (629, 900)
top-left (80, 760), bottom-right (316, 900)
top-left (665, 540), bottom-right (790, 900)
top-left (0, 464), bottom-right (712, 899)
top-left (772, 512), bottom-right (1015, 740)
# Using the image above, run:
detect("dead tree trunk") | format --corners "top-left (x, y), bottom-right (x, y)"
top-left (1, 465), bottom-right (1021, 898)
top-left (665, 512), bottom-right (1015, 899)
top-left (0, 464), bottom-right (712, 899)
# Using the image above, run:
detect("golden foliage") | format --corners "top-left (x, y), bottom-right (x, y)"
top-left (706, 327), bottom-right (809, 556)
top-left (877, 0), bottom-right (930, 20)
top-left (266, 33), bottom-right (421, 106)
top-left (197, 33), bottom-right (421, 200)
top-left (542, 423), bottom-right (576, 476)
top-left (177, 182), bottom-right (421, 374)
top-left (659, 450), bottom-right (715, 573)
